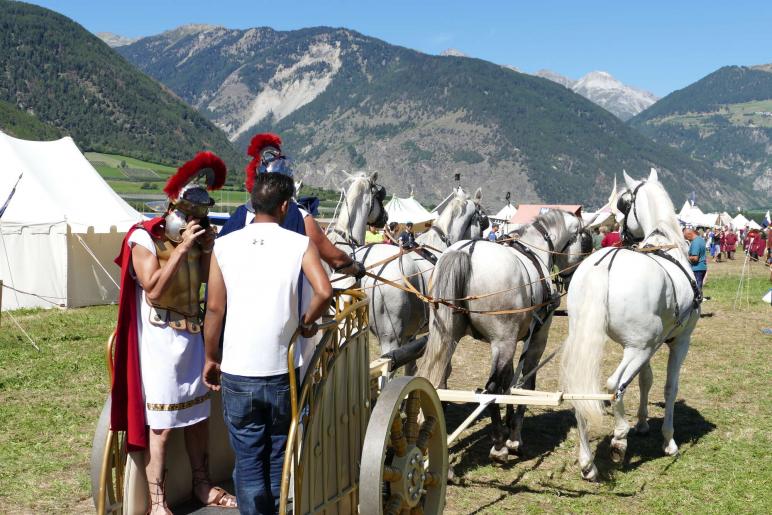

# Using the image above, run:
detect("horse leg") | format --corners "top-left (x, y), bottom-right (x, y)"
top-left (606, 346), bottom-right (654, 464)
top-left (634, 363), bottom-right (653, 435)
top-left (576, 411), bottom-right (598, 481)
top-left (506, 319), bottom-right (552, 454)
top-left (486, 339), bottom-right (517, 463)
top-left (662, 334), bottom-right (691, 456)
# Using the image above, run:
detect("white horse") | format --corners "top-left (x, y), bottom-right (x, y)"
top-left (351, 188), bottom-right (488, 372)
top-left (326, 172), bottom-right (388, 251)
top-left (560, 168), bottom-right (701, 481)
top-left (416, 209), bottom-right (591, 462)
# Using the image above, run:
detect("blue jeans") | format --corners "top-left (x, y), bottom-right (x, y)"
top-left (693, 270), bottom-right (706, 293)
top-left (221, 372), bottom-right (291, 515)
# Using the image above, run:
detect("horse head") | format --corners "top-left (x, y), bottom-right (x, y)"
top-left (367, 172), bottom-right (388, 229)
top-left (442, 187), bottom-right (487, 242)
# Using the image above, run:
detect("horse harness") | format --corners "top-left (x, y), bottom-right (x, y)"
top-left (593, 244), bottom-right (703, 325)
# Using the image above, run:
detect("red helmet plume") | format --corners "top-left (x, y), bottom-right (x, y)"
top-left (164, 151), bottom-right (227, 200)
top-left (247, 133), bottom-right (282, 159)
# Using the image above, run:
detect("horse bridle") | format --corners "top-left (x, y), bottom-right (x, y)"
top-left (431, 202), bottom-right (489, 247)
top-left (336, 181), bottom-right (388, 250)
top-left (617, 181), bottom-right (646, 245)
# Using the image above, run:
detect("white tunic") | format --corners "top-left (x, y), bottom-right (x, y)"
top-left (215, 223), bottom-right (310, 377)
top-left (127, 229), bottom-right (210, 429)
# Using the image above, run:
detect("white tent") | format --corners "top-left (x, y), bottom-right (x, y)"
top-left (747, 219), bottom-right (762, 230)
top-left (678, 201), bottom-right (719, 228)
top-left (491, 202), bottom-right (517, 222)
top-left (718, 212), bottom-right (734, 227)
top-left (732, 213), bottom-right (750, 228)
top-left (0, 133), bottom-right (143, 310)
top-left (385, 195), bottom-right (435, 232)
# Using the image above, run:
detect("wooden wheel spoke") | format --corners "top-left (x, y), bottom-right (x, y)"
top-left (390, 414), bottom-right (407, 457)
top-left (404, 392), bottom-right (421, 445)
top-left (384, 494), bottom-right (403, 515)
top-left (416, 416), bottom-right (437, 454)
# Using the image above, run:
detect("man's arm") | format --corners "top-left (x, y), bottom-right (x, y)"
top-left (299, 241), bottom-right (333, 337)
top-left (198, 226), bottom-right (216, 282)
top-left (132, 220), bottom-right (204, 302)
top-left (202, 253), bottom-right (226, 391)
top-left (304, 215), bottom-right (364, 277)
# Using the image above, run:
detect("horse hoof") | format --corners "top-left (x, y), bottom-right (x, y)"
top-left (581, 463), bottom-right (599, 482)
top-left (634, 421), bottom-right (650, 436)
top-left (489, 445), bottom-right (509, 463)
top-left (610, 440), bottom-right (627, 464)
top-left (663, 440), bottom-right (679, 456)
top-left (505, 439), bottom-right (522, 453)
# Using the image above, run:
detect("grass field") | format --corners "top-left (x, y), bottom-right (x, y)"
top-left (0, 258), bottom-right (770, 513)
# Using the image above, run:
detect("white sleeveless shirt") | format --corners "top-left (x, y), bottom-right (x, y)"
top-left (214, 222), bottom-right (310, 376)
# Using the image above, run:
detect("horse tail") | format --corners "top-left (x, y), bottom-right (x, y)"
top-left (560, 264), bottom-right (609, 431)
top-left (417, 250), bottom-right (471, 387)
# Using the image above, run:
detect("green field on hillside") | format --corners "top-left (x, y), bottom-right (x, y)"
top-left (653, 99), bottom-right (772, 129)
top-left (86, 152), bottom-right (340, 215)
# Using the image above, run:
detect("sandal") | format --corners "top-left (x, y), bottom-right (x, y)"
top-left (192, 456), bottom-right (238, 509)
top-left (146, 470), bottom-right (173, 515)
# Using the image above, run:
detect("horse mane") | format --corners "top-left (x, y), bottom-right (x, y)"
top-left (434, 189), bottom-right (470, 232)
top-left (510, 209), bottom-right (569, 241)
top-left (640, 181), bottom-right (689, 256)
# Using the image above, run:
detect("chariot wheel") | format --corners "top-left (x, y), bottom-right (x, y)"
top-left (359, 376), bottom-right (448, 515)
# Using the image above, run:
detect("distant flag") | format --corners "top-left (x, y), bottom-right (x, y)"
top-left (689, 191), bottom-right (696, 207)
top-left (0, 173), bottom-right (23, 220)
top-left (764, 210), bottom-right (771, 228)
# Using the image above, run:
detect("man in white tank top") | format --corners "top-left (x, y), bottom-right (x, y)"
top-left (202, 172), bottom-right (332, 515)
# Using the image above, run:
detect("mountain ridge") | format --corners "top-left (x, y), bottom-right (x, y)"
top-left (631, 64), bottom-right (772, 203)
top-left (0, 2), bottom-right (241, 169)
top-left (115, 24), bottom-right (754, 208)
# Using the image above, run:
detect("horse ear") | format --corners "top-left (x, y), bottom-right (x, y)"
top-left (369, 171), bottom-right (378, 183)
top-left (623, 170), bottom-right (637, 190)
top-left (648, 167), bottom-right (658, 182)
top-left (473, 187), bottom-right (483, 204)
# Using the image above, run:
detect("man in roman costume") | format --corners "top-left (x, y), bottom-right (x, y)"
top-left (111, 152), bottom-right (237, 513)
top-left (219, 133), bottom-right (365, 278)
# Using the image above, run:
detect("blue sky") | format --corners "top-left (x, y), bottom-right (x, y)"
top-left (26, 0), bottom-right (772, 97)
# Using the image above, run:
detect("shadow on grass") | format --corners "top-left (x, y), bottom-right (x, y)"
top-left (447, 404), bottom-right (575, 477)
top-left (594, 399), bottom-right (716, 480)
top-left (446, 400), bottom-right (715, 491)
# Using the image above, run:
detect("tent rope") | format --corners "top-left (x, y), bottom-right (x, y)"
top-left (5, 310), bottom-right (41, 352)
top-left (75, 234), bottom-right (120, 289)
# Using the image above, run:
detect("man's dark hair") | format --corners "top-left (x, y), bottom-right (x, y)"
top-left (251, 173), bottom-right (295, 214)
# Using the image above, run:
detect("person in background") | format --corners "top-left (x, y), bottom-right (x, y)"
top-left (684, 226), bottom-right (707, 293)
top-left (488, 223), bottom-right (500, 241)
top-left (723, 228), bottom-right (738, 260)
top-left (766, 228), bottom-right (772, 264)
top-left (706, 227), bottom-right (716, 261)
top-left (384, 221), bottom-right (399, 245)
top-left (218, 133), bottom-right (364, 279)
top-left (592, 227), bottom-right (605, 250)
top-left (365, 224), bottom-right (385, 244)
top-left (713, 228), bottom-right (723, 263)
top-left (399, 222), bottom-right (417, 249)
top-left (203, 172), bottom-right (332, 514)
top-left (601, 223), bottom-right (622, 248)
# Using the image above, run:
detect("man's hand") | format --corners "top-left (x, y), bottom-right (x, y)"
top-left (336, 260), bottom-right (366, 280)
top-left (300, 321), bottom-right (319, 338)
top-left (199, 226), bottom-right (216, 253)
top-left (180, 219), bottom-right (205, 251)
top-left (202, 359), bottom-right (221, 391)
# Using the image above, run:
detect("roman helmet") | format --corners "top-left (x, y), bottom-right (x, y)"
top-left (162, 151), bottom-right (227, 242)
top-left (244, 133), bottom-right (294, 193)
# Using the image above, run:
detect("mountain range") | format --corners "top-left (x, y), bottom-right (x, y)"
top-left (113, 24), bottom-right (753, 208)
top-left (0, 2), bottom-right (241, 169)
top-left (535, 70), bottom-right (658, 121)
top-left (631, 64), bottom-right (772, 203)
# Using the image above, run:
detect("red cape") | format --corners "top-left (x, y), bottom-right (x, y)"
top-left (110, 218), bottom-right (165, 452)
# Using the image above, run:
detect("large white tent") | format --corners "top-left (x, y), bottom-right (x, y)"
top-left (732, 213), bottom-right (750, 228)
top-left (0, 133), bottom-right (142, 310)
top-left (677, 200), bottom-right (719, 228)
top-left (385, 195), bottom-right (435, 232)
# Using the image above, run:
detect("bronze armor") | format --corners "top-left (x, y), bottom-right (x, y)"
top-left (147, 237), bottom-right (203, 332)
